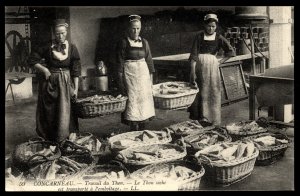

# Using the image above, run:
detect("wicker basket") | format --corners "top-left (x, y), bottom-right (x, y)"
top-left (196, 146), bottom-right (259, 187)
top-left (108, 129), bottom-right (172, 152)
top-left (73, 160), bottom-right (130, 180)
top-left (130, 159), bottom-right (205, 191)
top-left (75, 96), bottom-right (128, 118)
top-left (11, 141), bottom-right (61, 174)
top-left (60, 132), bottom-right (102, 164)
top-left (162, 120), bottom-right (206, 139)
top-left (245, 132), bottom-right (290, 166)
top-left (184, 127), bottom-right (232, 155)
top-left (152, 82), bottom-right (199, 110)
top-left (226, 120), bottom-right (268, 141)
top-left (115, 139), bottom-right (187, 167)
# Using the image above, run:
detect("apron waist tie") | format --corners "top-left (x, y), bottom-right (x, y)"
top-left (125, 58), bottom-right (145, 63)
top-left (50, 68), bottom-right (69, 85)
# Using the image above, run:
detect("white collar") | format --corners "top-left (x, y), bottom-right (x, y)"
top-left (204, 32), bottom-right (216, 40)
top-left (128, 36), bottom-right (142, 42)
top-left (51, 40), bottom-right (69, 61)
top-left (127, 37), bottom-right (143, 47)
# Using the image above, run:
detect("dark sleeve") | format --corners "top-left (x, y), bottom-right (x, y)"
top-left (144, 39), bottom-right (155, 73)
top-left (70, 44), bottom-right (81, 77)
top-left (219, 35), bottom-right (236, 57)
top-left (27, 45), bottom-right (48, 67)
top-left (116, 39), bottom-right (127, 73)
top-left (189, 33), bottom-right (200, 62)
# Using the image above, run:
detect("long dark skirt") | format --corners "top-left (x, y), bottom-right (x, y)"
top-left (36, 70), bottom-right (78, 142)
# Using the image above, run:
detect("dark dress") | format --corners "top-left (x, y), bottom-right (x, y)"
top-left (28, 41), bottom-right (81, 142)
top-left (188, 31), bottom-right (235, 125)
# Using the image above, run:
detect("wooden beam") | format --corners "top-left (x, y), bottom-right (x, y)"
top-left (153, 51), bottom-right (269, 64)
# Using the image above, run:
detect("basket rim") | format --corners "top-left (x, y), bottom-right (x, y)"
top-left (197, 147), bottom-right (259, 167)
top-left (244, 132), bottom-right (290, 152)
top-left (226, 127), bottom-right (268, 136)
top-left (117, 143), bottom-right (187, 165)
top-left (153, 81), bottom-right (199, 98)
top-left (184, 127), bottom-right (231, 143)
top-left (76, 96), bottom-right (128, 106)
top-left (165, 120), bottom-right (205, 136)
top-left (130, 162), bottom-right (205, 185)
top-left (108, 130), bottom-right (172, 150)
top-left (12, 141), bottom-right (61, 165)
top-left (225, 121), bottom-right (268, 136)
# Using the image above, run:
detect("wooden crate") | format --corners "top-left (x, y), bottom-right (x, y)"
top-left (219, 61), bottom-right (248, 106)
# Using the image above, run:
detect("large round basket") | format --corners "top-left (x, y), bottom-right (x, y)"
top-left (115, 140), bottom-right (187, 168)
top-left (152, 81), bottom-right (199, 110)
top-left (75, 96), bottom-right (128, 118)
top-left (73, 160), bottom-right (130, 180)
top-left (245, 132), bottom-right (290, 166)
top-left (162, 120), bottom-right (207, 141)
top-left (108, 130), bottom-right (172, 153)
top-left (195, 146), bottom-right (259, 187)
top-left (130, 159), bottom-right (205, 191)
top-left (225, 120), bottom-right (268, 141)
top-left (184, 127), bottom-right (232, 155)
top-left (11, 141), bottom-right (61, 174)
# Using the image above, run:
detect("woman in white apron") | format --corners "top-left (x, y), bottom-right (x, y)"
top-left (189, 14), bottom-right (236, 126)
top-left (116, 15), bottom-right (155, 131)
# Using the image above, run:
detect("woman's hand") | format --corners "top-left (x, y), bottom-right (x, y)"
top-left (43, 68), bottom-right (51, 80)
top-left (73, 89), bottom-right (78, 99)
top-left (190, 72), bottom-right (196, 86)
top-left (34, 64), bottom-right (51, 80)
top-left (190, 60), bottom-right (197, 85)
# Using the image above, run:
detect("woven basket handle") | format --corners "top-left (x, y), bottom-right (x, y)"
top-left (109, 160), bottom-right (130, 176)
top-left (164, 128), bottom-right (172, 138)
top-left (184, 155), bottom-right (200, 165)
top-left (175, 138), bottom-right (187, 152)
top-left (27, 147), bottom-right (61, 166)
top-left (61, 140), bottom-right (92, 154)
top-left (198, 154), bottom-right (213, 167)
top-left (163, 127), bottom-right (174, 135)
top-left (115, 152), bottom-right (127, 163)
top-left (256, 117), bottom-right (269, 128)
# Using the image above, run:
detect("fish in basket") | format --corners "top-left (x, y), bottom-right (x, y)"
top-left (60, 132), bottom-right (102, 164)
top-left (115, 139), bottom-right (187, 170)
top-left (108, 129), bottom-right (172, 153)
top-left (194, 140), bottom-right (259, 187)
top-left (74, 160), bottom-right (130, 181)
top-left (130, 157), bottom-right (205, 191)
top-left (162, 120), bottom-right (207, 140)
top-left (25, 156), bottom-right (89, 180)
top-left (244, 132), bottom-right (290, 166)
top-left (183, 126), bottom-right (232, 155)
top-left (152, 81), bottom-right (199, 110)
top-left (225, 118), bottom-right (268, 141)
top-left (74, 94), bottom-right (128, 118)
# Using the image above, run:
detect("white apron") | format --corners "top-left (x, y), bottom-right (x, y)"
top-left (123, 58), bottom-right (155, 121)
top-left (189, 54), bottom-right (221, 125)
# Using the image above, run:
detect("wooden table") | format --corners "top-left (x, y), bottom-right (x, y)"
top-left (249, 74), bottom-right (294, 120)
